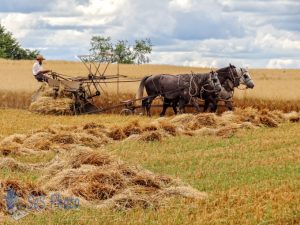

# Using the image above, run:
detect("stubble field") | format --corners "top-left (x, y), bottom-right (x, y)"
top-left (0, 59), bottom-right (299, 224)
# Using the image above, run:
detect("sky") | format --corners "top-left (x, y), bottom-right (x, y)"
top-left (0, 0), bottom-right (300, 68)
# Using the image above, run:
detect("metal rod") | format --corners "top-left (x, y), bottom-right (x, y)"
top-left (78, 56), bottom-right (93, 75)
top-left (94, 61), bottom-right (102, 76)
top-left (91, 60), bottom-right (102, 76)
top-left (72, 80), bottom-right (140, 85)
top-left (101, 62), bottom-right (110, 77)
top-left (101, 55), bottom-right (113, 76)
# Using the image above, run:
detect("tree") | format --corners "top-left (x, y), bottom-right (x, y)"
top-left (114, 40), bottom-right (135, 64)
top-left (90, 36), bottom-right (113, 61)
top-left (0, 24), bottom-right (39, 60)
top-left (89, 36), bottom-right (152, 64)
top-left (133, 38), bottom-right (152, 64)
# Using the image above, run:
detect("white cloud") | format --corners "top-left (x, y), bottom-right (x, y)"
top-left (0, 13), bottom-right (39, 39)
top-left (169, 0), bottom-right (193, 12)
top-left (266, 59), bottom-right (299, 69)
top-left (254, 25), bottom-right (300, 51)
top-left (76, 0), bottom-right (125, 16)
top-left (105, 0), bottom-right (176, 40)
top-left (45, 29), bottom-right (91, 47)
top-left (0, 0), bottom-right (300, 68)
top-left (151, 50), bottom-right (256, 68)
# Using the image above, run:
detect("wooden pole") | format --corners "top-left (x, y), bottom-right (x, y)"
top-left (117, 63), bottom-right (120, 98)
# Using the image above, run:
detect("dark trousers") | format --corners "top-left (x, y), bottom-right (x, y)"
top-left (34, 73), bottom-right (48, 82)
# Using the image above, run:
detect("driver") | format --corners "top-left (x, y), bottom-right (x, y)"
top-left (32, 55), bottom-right (51, 82)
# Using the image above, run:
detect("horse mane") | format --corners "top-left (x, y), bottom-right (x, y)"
top-left (216, 64), bottom-right (236, 74)
top-left (215, 64), bottom-right (239, 86)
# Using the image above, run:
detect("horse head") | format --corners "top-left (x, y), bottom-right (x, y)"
top-left (217, 64), bottom-right (254, 89)
top-left (236, 68), bottom-right (255, 89)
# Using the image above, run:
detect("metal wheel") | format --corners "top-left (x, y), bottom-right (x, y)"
top-left (120, 108), bottom-right (134, 116)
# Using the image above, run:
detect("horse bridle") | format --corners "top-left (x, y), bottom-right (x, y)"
top-left (228, 66), bottom-right (241, 87)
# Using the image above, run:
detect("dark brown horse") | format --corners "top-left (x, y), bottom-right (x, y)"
top-left (136, 71), bottom-right (221, 116)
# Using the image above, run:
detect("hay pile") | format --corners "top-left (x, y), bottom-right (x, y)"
top-left (29, 97), bottom-right (73, 115)
top-left (0, 150), bottom-right (207, 213)
top-left (0, 180), bottom-right (46, 210)
top-left (0, 158), bottom-right (31, 171)
top-left (29, 84), bottom-right (74, 115)
top-left (0, 108), bottom-right (299, 214)
top-left (0, 124), bottom-right (111, 156)
top-left (43, 150), bottom-right (207, 209)
top-left (1, 108), bottom-right (300, 158)
top-left (163, 108), bottom-right (300, 137)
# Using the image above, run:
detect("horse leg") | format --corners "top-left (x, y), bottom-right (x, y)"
top-left (142, 98), bottom-right (148, 115)
top-left (206, 95), bottom-right (218, 113)
top-left (203, 99), bottom-right (209, 112)
top-left (172, 99), bottom-right (178, 115)
top-left (208, 102), bottom-right (214, 112)
top-left (145, 96), bottom-right (156, 116)
top-left (160, 98), bottom-right (171, 117)
top-left (178, 98), bottom-right (186, 114)
top-left (225, 100), bottom-right (234, 111)
top-left (211, 99), bottom-right (218, 113)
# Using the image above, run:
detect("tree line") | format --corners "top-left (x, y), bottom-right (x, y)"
top-left (0, 24), bottom-right (39, 59)
top-left (0, 24), bottom-right (152, 64)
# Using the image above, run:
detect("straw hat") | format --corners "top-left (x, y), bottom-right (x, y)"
top-left (36, 55), bottom-right (46, 60)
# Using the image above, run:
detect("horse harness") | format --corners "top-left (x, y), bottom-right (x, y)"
top-left (148, 73), bottom-right (217, 103)
top-left (179, 72), bottom-right (217, 101)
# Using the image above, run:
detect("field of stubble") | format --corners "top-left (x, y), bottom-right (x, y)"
top-left (0, 59), bottom-right (299, 224)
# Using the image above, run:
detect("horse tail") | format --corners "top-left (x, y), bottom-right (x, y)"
top-left (136, 75), bottom-right (151, 100)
